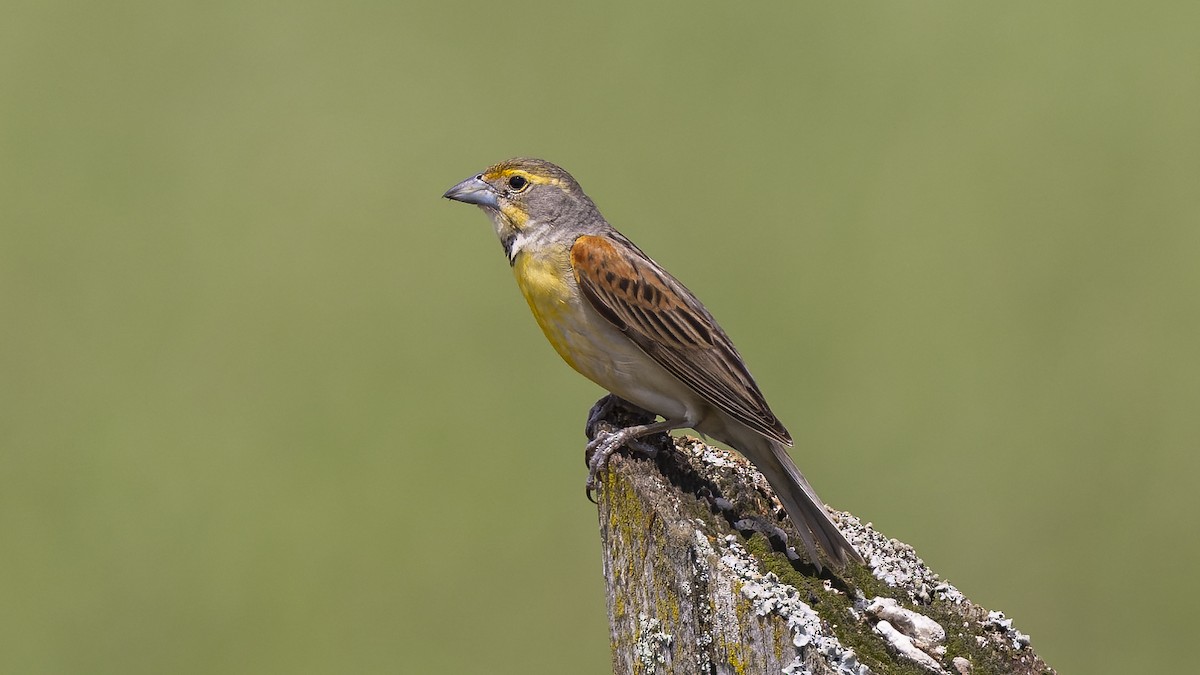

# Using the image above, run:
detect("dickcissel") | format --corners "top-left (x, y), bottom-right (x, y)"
top-left (443, 158), bottom-right (861, 567)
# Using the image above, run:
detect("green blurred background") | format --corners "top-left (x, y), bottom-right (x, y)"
top-left (2, 2), bottom-right (1196, 673)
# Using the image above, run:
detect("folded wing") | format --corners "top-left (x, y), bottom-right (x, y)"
top-left (570, 234), bottom-right (791, 446)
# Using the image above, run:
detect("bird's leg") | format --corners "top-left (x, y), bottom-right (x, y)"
top-left (585, 417), bottom-right (683, 501)
top-left (584, 394), bottom-right (677, 501)
top-left (585, 394), bottom-right (665, 462)
top-left (584, 394), bottom-right (620, 441)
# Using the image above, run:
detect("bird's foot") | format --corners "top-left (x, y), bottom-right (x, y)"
top-left (583, 395), bottom-right (674, 503)
top-left (585, 427), bottom-right (635, 503)
top-left (583, 430), bottom-right (671, 503)
top-left (584, 394), bottom-right (656, 443)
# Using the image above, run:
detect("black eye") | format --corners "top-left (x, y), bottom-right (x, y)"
top-left (507, 175), bottom-right (528, 191)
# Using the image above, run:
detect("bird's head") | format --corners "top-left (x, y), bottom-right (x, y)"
top-left (443, 158), bottom-right (596, 256)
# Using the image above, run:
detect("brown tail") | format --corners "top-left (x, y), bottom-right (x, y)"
top-left (753, 440), bottom-right (863, 569)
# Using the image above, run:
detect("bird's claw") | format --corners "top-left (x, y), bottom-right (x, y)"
top-left (582, 395), bottom-right (670, 503)
top-left (584, 428), bottom-right (629, 502)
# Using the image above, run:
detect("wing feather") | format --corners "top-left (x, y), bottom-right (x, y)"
top-left (570, 234), bottom-right (791, 445)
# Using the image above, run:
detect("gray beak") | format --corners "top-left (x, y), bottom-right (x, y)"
top-left (442, 175), bottom-right (498, 208)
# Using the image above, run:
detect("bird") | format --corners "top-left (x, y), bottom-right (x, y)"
top-left (442, 157), bottom-right (862, 568)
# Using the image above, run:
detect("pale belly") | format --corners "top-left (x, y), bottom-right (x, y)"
top-left (512, 250), bottom-right (699, 424)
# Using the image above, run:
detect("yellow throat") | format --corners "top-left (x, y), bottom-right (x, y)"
top-left (512, 246), bottom-right (585, 373)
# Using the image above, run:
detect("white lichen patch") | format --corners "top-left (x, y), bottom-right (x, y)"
top-left (835, 512), bottom-right (956, 606)
top-left (690, 528), bottom-right (716, 674)
top-left (982, 610), bottom-right (1031, 650)
top-left (874, 620), bottom-right (946, 674)
top-left (715, 536), bottom-right (871, 675)
top-left (680, 437), bottom-right (756, 473)
top-left (633, 612), bottom-right (674, 669)
top-left (866, 596), bottom-right (948, 672)
top-left (865, 597), bottom-right (946, 652)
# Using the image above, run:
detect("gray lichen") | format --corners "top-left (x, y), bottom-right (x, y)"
top-left (634, 613), bottom-right (675, 669)
top-left (716, 534), bottom-right (870, 675)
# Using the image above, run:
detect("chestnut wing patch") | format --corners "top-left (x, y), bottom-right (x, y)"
top-left (570, 234), bottom-right (790, 445)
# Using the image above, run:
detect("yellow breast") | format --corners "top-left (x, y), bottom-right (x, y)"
top-left (510, 244), bottom-right (695, 422)
top-left (513, 246), bottom-right (583, 367)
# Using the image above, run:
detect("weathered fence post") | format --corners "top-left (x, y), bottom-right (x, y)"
top-left (595, 436), bottom-right (1055, 675)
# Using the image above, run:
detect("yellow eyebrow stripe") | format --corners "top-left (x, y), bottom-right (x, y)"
top-left (482, 167), bottom-right (565, 188)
